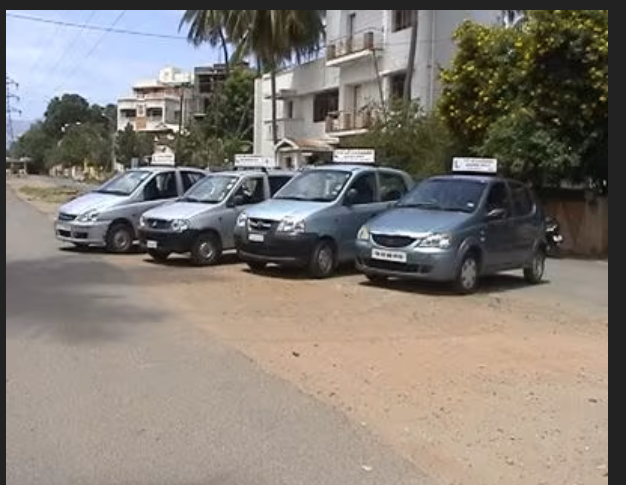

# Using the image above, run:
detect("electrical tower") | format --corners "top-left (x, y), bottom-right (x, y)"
top-left (6, 74), bottom-right (22, 147)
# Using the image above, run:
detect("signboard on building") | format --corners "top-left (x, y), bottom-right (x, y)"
top-left (234, 154), bottom-right (279, 169)
top-left (332, 149), bottom-right (376, 163)
top-left (452, 157), bottom-right (498, 174)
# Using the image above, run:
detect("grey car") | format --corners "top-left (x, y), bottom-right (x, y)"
top-left (54, 166), bottom-right (207, 253)
top-left (233, 163), bottom-right (414, 278)
top-left (137, 169), bottom-right (295, 265)
top-left (354, 174), bottom-right (547, 293)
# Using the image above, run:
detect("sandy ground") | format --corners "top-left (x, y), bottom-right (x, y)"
top-left (8, 176), bottom-right (609, 485)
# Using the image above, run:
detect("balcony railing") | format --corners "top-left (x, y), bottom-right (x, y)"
top-left (326, 30), bottom-right (382, 63)
top-left (325, 109), bottom-right (380, 134)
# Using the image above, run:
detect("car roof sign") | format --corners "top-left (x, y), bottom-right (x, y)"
top-left (332, 149), bottom-right (375, 164)
top-left (234, 154), bottom-right (279, 170)
top-left (452, 157), bottom-right (498, 174)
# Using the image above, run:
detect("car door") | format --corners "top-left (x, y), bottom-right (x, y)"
top-left (338, 170), bottom-right (387, 259)
top-left (481, 180), bottom-right (515, 271)
top-left (508, 181), bottom-right (539, 265)
top-left (219, 174), bottom-right (266, 248)
top-left (126, 171), bottom-right (179, 228)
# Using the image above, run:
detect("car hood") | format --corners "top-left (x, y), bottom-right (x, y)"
top-left (368, 207), bottom-right (472, 236)
top-left (243, 199), bottom-right (330, 221)
top-left (143, 201), bottom-right (212, 220)
top-left (59, 192), bottom-right (127, 215)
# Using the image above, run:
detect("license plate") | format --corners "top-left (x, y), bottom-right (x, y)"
top-left (248, 233), bottom-right (264, 243)
top-left (146, 240), bottom-right (158, 249)
top-left (371, 248), bottom-right (407, 263)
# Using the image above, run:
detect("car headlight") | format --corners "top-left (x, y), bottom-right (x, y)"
top-left (357, 225), bottom-right (370, 240)
top-left (418, 233), bottom-right (452, 249)
top-left (236, 212), bottom-right (248, 227)
top-left (276, 217), bottom-right (305, 234)
top-left (77, 209), bottom-right (99, 223)
top-left (170, 219), bottom-right (190, 233)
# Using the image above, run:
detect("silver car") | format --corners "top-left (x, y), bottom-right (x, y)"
top-left (233, 163), bottom-right (414, 278)
top-left (355, 174), bottom-right (547, 293)
top-left (137, 169), bottom-right (295, 265)
top-left (54, 166), bottom-right (207, 253)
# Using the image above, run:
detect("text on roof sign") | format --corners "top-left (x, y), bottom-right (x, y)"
top-left (234, 154), bottom-right (279, 168)
top-left (332, 149), bottom-right (376, 163)
top-left (452, 157), bottom-right (498, 173)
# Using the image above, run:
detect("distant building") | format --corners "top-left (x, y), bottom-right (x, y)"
top-left (116, 66), bottom-right (194, 135)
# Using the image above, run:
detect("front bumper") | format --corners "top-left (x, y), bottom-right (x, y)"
top-left (137, 228), bottom-right (199, 253)
top-left (234, 229), bottom-right (319, 267)
top-left (54, 219), bottom-right (110, 246)
top-left (355, 240), bottom-right (458, 281)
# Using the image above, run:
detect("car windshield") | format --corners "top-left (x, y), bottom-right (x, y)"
top-left (397, 178), bottom-right (487, 213)
top-left (95, 170), bottom-right (152, 196)
top-left (273, 170), bottom-right (351, 202)
top-left (179, 174), bottom-right (238, 204)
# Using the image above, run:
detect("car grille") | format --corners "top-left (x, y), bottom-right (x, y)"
top-left (145, 218), bottom-right (171, 230)
top-left (58, 212), bottom-right (77, 222)
top-left (248, 218), bottom-right (276, 232)
top-left (363, 258), bottom-right (432, 274)
top-left (372, 234), bottom-right (417, 248)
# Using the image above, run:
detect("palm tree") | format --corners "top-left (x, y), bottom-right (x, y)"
top-left (181, 10), bottom-right (325, 147)
top-left (180, 10), bottom-right (230, 73)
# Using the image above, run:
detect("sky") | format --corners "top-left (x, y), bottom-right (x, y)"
top-left (6, 10), bottom-right (223, 124)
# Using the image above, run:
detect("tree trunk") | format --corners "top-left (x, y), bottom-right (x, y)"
top-left (218, 29), bottom-right (230, 74)
top-left (270, 68), bottom-right (279, 146)
top-left (403, 10), bottom-right (419, 102)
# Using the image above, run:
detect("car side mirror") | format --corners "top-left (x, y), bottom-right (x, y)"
top-left (344, 188), bottom-right (358, 206)
top-left (228, 194), bottom-right (245, 208)
top-left (486, 207), bottom-right (507, 220)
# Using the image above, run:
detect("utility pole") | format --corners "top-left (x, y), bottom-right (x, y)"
top-left (6, 74), bottom-right (21, 148)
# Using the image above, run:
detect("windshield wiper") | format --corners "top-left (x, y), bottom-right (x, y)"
top-left (275, 196), bottom-right (306, 201)
top-left (95, 189), bottom-right (128, 196)
top-left (397, 202), bottom-right (442, 210)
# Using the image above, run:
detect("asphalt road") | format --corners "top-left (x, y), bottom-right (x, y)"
top-left (6, 186), bottom-right (434, 485)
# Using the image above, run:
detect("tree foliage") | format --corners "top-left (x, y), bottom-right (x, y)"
top-left (9, 121), bottom-right (54, 173)
top-left (439, 10), bottom-right (608, 184)
top-left (342, 100), bottom-right (456, 178)
top-left (115, 123), bottom-right (154, 168)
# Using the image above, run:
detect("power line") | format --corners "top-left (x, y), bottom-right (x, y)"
top-left (53, 10), bottom-right (128, 93)
top-left (6, 11), bottom-right (187, 40)
top-left (6, 75), bottom-right (22, 147)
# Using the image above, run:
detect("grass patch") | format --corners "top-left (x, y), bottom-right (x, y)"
top-left (19, 185), bottom-right (82, 204)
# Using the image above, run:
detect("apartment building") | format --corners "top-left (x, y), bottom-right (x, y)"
top-left (117, 66), bottom-right (195, 135)
top-left (253, 10), bottom-right (500, 168)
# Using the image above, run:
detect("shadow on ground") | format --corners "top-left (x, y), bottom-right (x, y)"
top-left (6, 256), bottom-right (169, 345)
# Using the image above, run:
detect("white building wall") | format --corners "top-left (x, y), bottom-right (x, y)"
top-left (253, 10), bottom-right (500, 159)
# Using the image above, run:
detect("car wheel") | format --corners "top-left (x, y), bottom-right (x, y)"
top-left (308, 239), bottom-right (336, 279)
top-left (105, 222), bottom-right (134, 253)
top-left (523, 248), bottom-right (546, 284)
top-left (148, 249), bottom-right (171, 262)
top-left (190, 232), bottom-right (221, 266)
top-left (246, 261), bottom-right (267, 272)
top-left (453, 252), bottom-right (480, 294)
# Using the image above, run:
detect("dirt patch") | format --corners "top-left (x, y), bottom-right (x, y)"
top-left (19, 185), bottom-right (81, 203)
top-left (123, 259), bottom-right (608, 485)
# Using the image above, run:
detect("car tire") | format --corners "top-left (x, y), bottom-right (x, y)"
top-left (246, 261), bottom-right (267, 272)
top-left (190, 232), bottom-right (221, 266)
top-left (523, 247), bottom-right (546, 284)
top-left (105, 222), bottom-right (134, 254)
top-left (148, 249), bottom-right (171, 262)
top-left (453, 252), bottom-right (480, 294)
top-left (308, 239), bottom-right (336, 279)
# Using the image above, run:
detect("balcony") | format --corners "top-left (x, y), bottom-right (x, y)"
top-left (326, 30), bottom-right (382, 67)
top-left (325, 109), bottom-right (380, 136)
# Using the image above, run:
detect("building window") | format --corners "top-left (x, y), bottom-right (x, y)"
top-left (390, 72), bottom-right (406, 100)
top-left (313, 89), bottom-right (339, 123)
top-left (392, 10), bottom-right (413, 32)
top-left (286, 100), bottom-right (294, 119)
